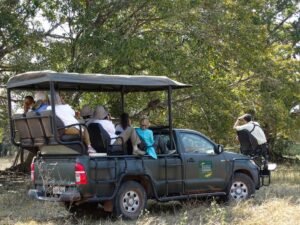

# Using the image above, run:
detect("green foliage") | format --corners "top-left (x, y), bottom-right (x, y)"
top-left (0, 0), bottom-right (299, 158)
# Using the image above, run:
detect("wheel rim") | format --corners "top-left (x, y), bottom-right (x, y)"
top-left (230, 181), bottom-right (249, 200)
top-left (122, 190), bottom-right (140, 213)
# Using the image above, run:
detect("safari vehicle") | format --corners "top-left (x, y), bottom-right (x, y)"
top-left (7, 71), bottom-right (271, 219)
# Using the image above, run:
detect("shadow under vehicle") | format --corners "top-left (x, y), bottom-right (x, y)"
top-left (6, 71), bottom-right (273, 219)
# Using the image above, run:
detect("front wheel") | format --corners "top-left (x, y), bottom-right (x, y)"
top-left (228, 173), bottom-right (255, 201)
top-left (114, 181), bottom-right (147, 219)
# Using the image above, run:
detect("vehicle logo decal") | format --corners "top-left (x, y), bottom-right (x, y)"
top-left (199, 160), bottom-right (213, 178)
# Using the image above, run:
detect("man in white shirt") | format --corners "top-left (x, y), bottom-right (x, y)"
top-left (233, 114), bottom-right (267, 145)
top-left (47, 92), bottom-right (94, 153)
top-left (88, 105), bottom-right (144, 155)
top-left (233, 114), bottom-right (269, 168)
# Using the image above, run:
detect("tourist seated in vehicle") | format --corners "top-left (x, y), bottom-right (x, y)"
top-left (135, 117), bottom-right (176, 159)
top-left (23, 95), bottom-right (35, 113)
top-left (115, 112), bottom-right (133, 154)
top-left (115, 112), bottom-right (131, 135)
top-left (32, 91), bottom-right (49, 113)
top-left (79, 105), bottom-right (94, 123)
top-left (88, 105), bottom-right (144, 156)
top-left (47, 92), bottom-right (94, 153)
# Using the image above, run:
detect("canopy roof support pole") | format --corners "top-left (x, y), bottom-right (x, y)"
top-left (168, 86), bottom-right (173, 149)
top-left (121, 86), bottom-right (125, 113)
top-left (49, 81), bottom-right (58, 142)
top-left (7, 89), bottom-right (16, 146)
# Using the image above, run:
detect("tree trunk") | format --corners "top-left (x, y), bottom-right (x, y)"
top-left (8, 148), bottom-right (37, 173)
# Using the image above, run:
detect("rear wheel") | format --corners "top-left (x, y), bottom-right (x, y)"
top-left (228, 173), bottom-right (255, 201)
top-left (114, 181), bottom-right (147, 219)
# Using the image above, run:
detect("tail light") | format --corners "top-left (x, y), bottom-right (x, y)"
top-left (31, 162), bottom-right (35, 182)
top-left (75, 162), bottom-right (87, 185)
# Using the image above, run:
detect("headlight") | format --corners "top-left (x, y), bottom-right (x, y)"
top-left (250, 160), bottom-right (257, 167)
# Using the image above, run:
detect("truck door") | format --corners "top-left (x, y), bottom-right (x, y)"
top-left (178, 131), bottom-right (230, 193)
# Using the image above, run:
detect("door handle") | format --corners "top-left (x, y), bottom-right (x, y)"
top-left (187, 158), bottom-right (195, 163)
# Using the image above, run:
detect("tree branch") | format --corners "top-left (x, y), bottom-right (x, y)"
top-left (45, 34), bottom-right (73, 40)
top-left (272, 10), bottom-right (300, 33)
top-left (44, 23), bottom-right (62, 36)
top-left (228, 74), bottom-right (259, 88)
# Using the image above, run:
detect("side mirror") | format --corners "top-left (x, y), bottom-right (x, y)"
top-left (215, 144), bottom-right (224, 154)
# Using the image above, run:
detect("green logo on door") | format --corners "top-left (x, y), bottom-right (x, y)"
top-left (199, 160), bottom-right (213, 178)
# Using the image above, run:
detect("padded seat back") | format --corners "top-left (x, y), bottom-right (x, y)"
top-left (88, 123), bottom-right (110, 153)
top-left (40, 110), bottom-right (76, 142)
top-left (40, 111), bottom-right (65, 138)
top-left (40, 110), bottom-right (83, 148)
top-left (40, 110), bottom-right (59, 144)
top-left (26, 111), bottom-right (46, 146)
top-left (39, 110), bottom-right (54, 138)
top-left (12, 114), bottom-right (33, 147)
top-left (88, 123), bottom-right (126, 155)
top-left (236, 129), bottom-right (259, 156)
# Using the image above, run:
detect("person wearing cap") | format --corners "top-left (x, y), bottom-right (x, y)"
top-left (47, 92), bottom-right (95, 153)
top-left (233, 113), bottom-right (269, 167)
top-left (233, 114), bottom-right (267, 146)
top-left (32, 91), bottom-right (49, 113)
top-left (80, 105), bottom-right (94, 123)
top-left (89, 105), bottom-right (144, 156)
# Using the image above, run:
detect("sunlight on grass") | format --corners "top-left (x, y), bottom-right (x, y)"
top-left (0, 156), bottom-right (14, 171)
top-left (0, 158), bottom-right (300, 225)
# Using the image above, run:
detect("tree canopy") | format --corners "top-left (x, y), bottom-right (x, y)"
top-left (0, 0), bottom-right (299, 157)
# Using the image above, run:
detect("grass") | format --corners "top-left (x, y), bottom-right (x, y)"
top-left (0, 157), bottom-right (300, 225)
top-left (0, 156), bottom-right (14, 171)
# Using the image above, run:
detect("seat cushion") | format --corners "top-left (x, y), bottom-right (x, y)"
top-left (61, 134), bottom-right (81, 142)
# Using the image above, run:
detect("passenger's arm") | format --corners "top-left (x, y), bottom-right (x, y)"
top-left (233, 119), bottom-right (240, 129)
top-left (233, 116), bottom-right (245, 129)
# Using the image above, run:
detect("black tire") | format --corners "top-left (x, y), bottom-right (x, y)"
top-left (227, 173), bottom-right (255, 201)
top-left (114, 181), bottom-right (147, 220)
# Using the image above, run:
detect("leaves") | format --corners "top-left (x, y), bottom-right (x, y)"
top-left (0, 0), bottom-right (299, 156)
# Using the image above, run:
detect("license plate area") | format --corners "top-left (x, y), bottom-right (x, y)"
top-left (52, 186), bottom-right (66, 194)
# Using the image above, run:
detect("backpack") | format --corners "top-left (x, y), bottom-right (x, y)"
top-left (236, 123), bottom-right (260, 156)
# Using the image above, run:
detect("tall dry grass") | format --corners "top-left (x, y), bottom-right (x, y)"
top-left (0, 158), bottom-right (299, 225)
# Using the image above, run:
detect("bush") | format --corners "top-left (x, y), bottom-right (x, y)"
top-left (273, 135), bottom-right (299, 158)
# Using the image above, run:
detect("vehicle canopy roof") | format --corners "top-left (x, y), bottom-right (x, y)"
top-left (7, 71), bottom-right (191, 92)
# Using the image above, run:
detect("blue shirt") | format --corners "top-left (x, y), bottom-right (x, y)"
top-left (34, 103), bottom-right (49, 113)
top-left (135, 128), bottom-right (157, 159)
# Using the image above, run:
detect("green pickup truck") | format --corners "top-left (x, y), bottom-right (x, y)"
top-left (7, 71), bottom-right (270, 219)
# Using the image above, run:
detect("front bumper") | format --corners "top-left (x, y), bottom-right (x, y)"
top-left (28, 189), bottom-right (81, 202)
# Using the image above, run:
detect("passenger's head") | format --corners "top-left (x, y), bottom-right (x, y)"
top-left (243, 114), bottom-right (252, 122)
top-left (23, 96), bottom-right (35, 112)
top-left (32, 91), bottom-right (48, 110)
top-left (34, 91), bottom-right (47, 102)
top-left (120, 112), bottom-right (130, 129)
top-left (140, 117), bottom-right (150, 130)
top-left (94, 105), bottom-right (109, 120)
top-left (80, 105), bottom-right (93, 119)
